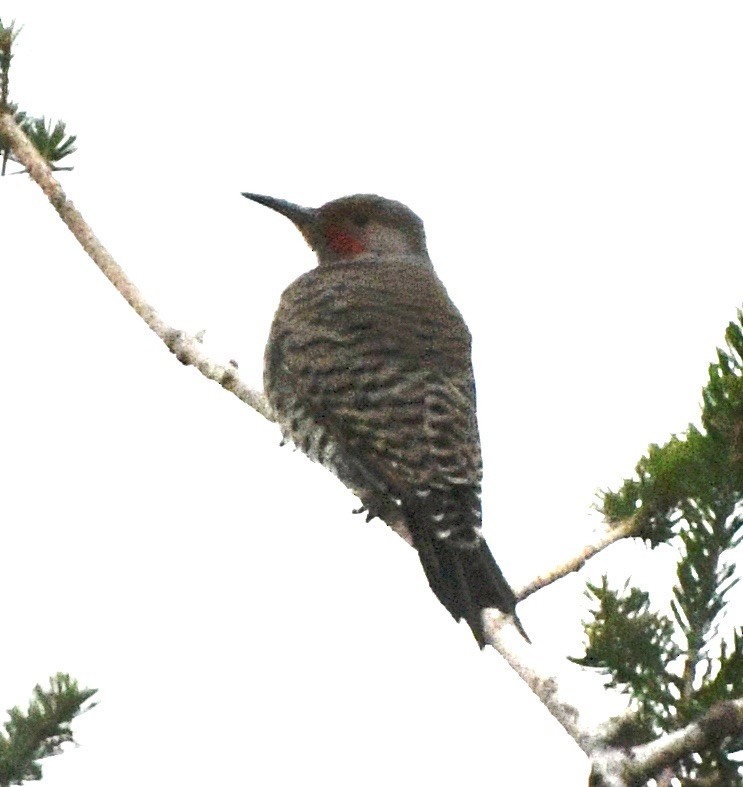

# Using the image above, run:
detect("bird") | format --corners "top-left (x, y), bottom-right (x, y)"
top-left (243, 191), bottom-right (527, 647)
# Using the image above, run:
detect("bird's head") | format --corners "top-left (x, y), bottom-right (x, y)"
top-left (242, 192), bottom-right (429, 266)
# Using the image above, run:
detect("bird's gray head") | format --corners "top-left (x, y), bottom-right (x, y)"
top-left (242, 192), bottom-right (429, 266)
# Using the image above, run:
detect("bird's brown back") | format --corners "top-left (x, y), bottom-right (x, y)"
top-left (264, 258), bottom-right (483, 496)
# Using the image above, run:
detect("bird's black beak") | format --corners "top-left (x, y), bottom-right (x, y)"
top-left (242, 193), bottom-right (318, 233)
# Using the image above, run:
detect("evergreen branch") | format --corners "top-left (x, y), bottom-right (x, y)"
top-left (589, 699), bottom-right (743, 786)
top-left (0, 18), bottom-right (19, 177)
top-left (624, 698), bottom-right (743, 784)
top-left (16, 117), bottom-right (77, 169)
top-left (572, 577), bottom-right (681, 736)
top-left (603, 311), bottom-right (743, 554)
top-left (0, 674), bottom-right (97, 787)
top-left (0, 19), bottom-right (20, 113)
top-left (0, 22), bottom-right (74, 172)
top-left (697, 629), bottom-right (743, 708)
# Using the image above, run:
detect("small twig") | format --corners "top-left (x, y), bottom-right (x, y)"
top-left (516, 516), bottom-right (639, 601)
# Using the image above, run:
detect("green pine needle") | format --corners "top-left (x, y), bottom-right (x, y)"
top-left (0, 674), bottom-right (97, 787)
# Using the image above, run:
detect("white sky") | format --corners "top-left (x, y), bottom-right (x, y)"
top-left (2, 2), bottom-right (743, 785)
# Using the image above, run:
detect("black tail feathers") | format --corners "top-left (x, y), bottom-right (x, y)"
top-left (407, 496), bottom-right (528, 647)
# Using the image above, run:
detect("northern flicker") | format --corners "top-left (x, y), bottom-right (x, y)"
top-left (243, 192), bottom-right (526, 646)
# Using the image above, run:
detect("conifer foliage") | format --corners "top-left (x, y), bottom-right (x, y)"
top-left (0, 675), bottom-right (97, 787)
top-left (578, 314), bottom-right (743, 783)
top-left (0, 19), bottom-right (76, 175)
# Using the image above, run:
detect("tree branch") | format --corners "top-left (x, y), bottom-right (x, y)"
top-left (637, 699), bottom-right (743, 776)
top-left (590, 698), bottom-right (743, 785)
top-left (516, 516), bottom-right (639, 601)
top-left (482, 610), bottom-right (613, 755)
top-left (0, 112), bottom-right (272, 422)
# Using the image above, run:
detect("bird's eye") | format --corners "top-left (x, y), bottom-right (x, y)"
top-left (351, 213), bottom-right (369, 228)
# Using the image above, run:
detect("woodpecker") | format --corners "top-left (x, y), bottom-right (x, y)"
top-left (243, 192), bottom-right (527, 646)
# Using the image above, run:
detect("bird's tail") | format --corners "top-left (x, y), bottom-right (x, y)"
top-left (405, 489), bottom-right (528, 647)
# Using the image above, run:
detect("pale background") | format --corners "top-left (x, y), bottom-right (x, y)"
top-left (2, 2), bottom-right (743, 785)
